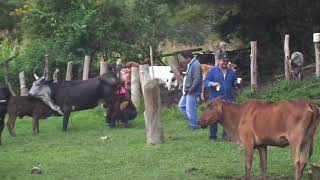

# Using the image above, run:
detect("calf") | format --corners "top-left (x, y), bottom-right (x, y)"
top-left (6, 96), bottom-right (60, 137)
top-left (0, 86), bottom-right (11, 145)
top-left (199, 97), bottom-right (320, 180)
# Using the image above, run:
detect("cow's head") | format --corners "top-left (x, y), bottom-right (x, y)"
top-left (29, 72), bottom-right (52, 97)
top-left (164, 73), bottom-right (178, 91)
top-left (199, 97), bottom-right (224, 128)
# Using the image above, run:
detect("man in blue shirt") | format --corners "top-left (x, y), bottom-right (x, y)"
top-left (178, 51), bottom-right (203, 130)
top-left (204, 52), bottom-right (237, 140)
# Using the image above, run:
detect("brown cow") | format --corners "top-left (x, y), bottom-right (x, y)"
top-left (199, 97), bottom-right (320, 180)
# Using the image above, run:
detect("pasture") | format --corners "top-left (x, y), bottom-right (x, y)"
top-left (0, 109), bottom-right (319, 179)
top-left (1, 78), bottom-right (320, 180)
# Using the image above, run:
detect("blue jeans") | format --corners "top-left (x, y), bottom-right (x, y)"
top-left (178, 93), bottom-right (199, 129)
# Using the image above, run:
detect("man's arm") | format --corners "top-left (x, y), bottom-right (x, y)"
top-left (189, 64), bottom-right (202, 93)
top-left (204, 69), bottom-right (219, 88)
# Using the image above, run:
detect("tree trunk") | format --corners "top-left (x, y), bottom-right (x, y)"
top-left (284, 34), bottom-right (291, 80)
top-left (53, 68), bottom-right (59, 83)
top-left (139, 64), bottom-right (151, 97)
top-left (66, 61), bottom-right (73, 81)
top-left (82, 55), bottom-right (90, 80)
top-left (100, 61), bottom-right (108, 75)
top-left (168, 57), bottom-right (183, 89)
top-left (314, 33), bottom-right (320, 77)
top-left (44, 54), bottom-right (50, 80)
top-left (19, 71), bottom-right (28, 96)
top-left (143, 79), bottom-right (164, 145)
top-left (250, 41), bottom-right (258, 92)
top-left (131, 67), bottom-right (140, 111)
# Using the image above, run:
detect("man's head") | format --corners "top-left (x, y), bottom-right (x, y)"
top-left (218, 52), bottom-right (229, 69)
top-left (181, 51), bottom-right (194, 63)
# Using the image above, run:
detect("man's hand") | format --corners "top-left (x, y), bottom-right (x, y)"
top-left (211, 82), bottom-right (220, 87)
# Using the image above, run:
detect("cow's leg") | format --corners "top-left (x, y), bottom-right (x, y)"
top-left (32, 117), bottom-right (36, 135)
top-left (36, 118), bottom-right (40, 133)
top-left (62, 107), bottom-right (71, 131)
top-left (257, 146), bottom-right (268, 178)
top-left (244, 143), bottom-right (254, 180)
top-left (7, 114), bottom-right (16, 137)
top-left (0, 113), bottom-right (5, 145)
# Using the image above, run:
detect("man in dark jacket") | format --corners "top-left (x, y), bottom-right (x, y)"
top-left (178, 51), bottom-right (203, 129)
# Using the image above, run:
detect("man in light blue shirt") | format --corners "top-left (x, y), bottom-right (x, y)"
top-left (178, 51), bottom-right (203, 129)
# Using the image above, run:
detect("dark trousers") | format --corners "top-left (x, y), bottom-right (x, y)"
top-left (209, 122), bottom-right (227, 139)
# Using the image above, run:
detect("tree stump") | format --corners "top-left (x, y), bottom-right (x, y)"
top-left (131, 67), bottom-right (140, 111)
top-left (314, 33), bottom-right (320, 77)
top-left (19, 71), bottom-right (28, 96)
top-left (82, 55), bottom-right (90, 80)
top-left (66, 61), bottom-right (73, 81)
top-left (250, 41), bottom-right (258, 92)
top-left (284, 34), bottom-right (291, 80)
top-left (143, 79), bottom-right (164, 144)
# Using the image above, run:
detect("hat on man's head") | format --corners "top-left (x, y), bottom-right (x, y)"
top-left (218, 52), bottom-right (229, 61)
top-left (181, 51), bottom-right (194, 59)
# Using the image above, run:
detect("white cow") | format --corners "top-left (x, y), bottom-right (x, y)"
top-left (149, 66), bottom-right (177, 91)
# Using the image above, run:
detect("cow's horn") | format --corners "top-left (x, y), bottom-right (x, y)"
top-left (34, 73), bottom-right (40, 80)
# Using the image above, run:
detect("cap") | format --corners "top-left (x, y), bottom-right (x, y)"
top-left (218, 52), bottom-right (229, 61)
top-left (181, 51), bottom-right (194, 59)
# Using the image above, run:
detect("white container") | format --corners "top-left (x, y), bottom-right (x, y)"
top-left (216, 85), bottom-right (220, 91)
top-left (237, 78), bottom-right (242, 84)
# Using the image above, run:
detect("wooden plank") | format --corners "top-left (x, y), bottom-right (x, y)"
top-left (284, 34), bottom-right (291, 80)
top-left (82, 55), bottom-right (90, 80)
top-left (19, 71), bottom-right (29, 96)
top-left (131, 67), bottom-right (141, 111)
top-left (66, 61), bottom-right (73, 81)
top-left (315, 33), bottom-right (320, 77)
top-left (250, 41), bottom-right (258, 91)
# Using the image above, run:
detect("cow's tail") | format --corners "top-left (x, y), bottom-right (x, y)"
top-left (300, 105), bottom-right (320, 159)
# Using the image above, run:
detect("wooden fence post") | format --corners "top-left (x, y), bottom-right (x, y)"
top-left (143, 79), bottom-right (164, 144)
top-left (250, 41), bottom-right (258, 92)
top-left (82, 55), bottom-right (90, 80)
top-left (314, 33), bottom-right (320, 77)
top-left (131, 67), bottom-right (140, 111)
top-left (53, 68), bottom-right (59, 83)
top-left (139, 64), bottom-right (151, 97)
top-left (44, 54), bottom-right (50, 80)
top-left (100, 61), bottom-right (108, 75)
top-left (168, 56), bottom-right (183, 88)
top-left (19, 71), bottom-right (28, 96)
top-left (284, 34), bottom-right (291, 80)
top-left (66, 61), bottom-right (73, 81)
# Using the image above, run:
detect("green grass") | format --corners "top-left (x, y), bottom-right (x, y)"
top-left (1, 78), bottom-right (320, 180)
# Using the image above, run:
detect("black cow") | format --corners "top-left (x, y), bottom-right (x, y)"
top-left (29, 72), bottom-right (120, 131)
top-left (6, 96), bottom-right (61, 137)
top-left (0, 86), bottom-right (11, 145)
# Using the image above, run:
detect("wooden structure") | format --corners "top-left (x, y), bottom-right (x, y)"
top-left (143, 79), bottom-right (164, 144)
top-left (314, 33), bottom-right (320, 77)
top-left (131, 66), bottom-right (140, 111)
top-left (66, 61), bottom-right (73, 81)
top-left (139, 64), bottom-right (151, 97)
top-left (19, 71), bottom-right (28, 96)
top-left (250, 41), bottom-right (258, 91)
top-left (284, 34), bottom-right (291, 80)
top-left (214, 42), bottom-right (227, 66)
top-left (100, 61), bottom-right (108, 75)
top-left (168, 57), bottom-right (183, 89)
top-left (53, 69), bottom-right (59, 83)
top-left (44, 54), bottom-right (50, 80)
top-left (82, 55), bottom-right (90, 80)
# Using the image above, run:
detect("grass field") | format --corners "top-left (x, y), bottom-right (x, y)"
top-left (1, 78), bottom-right (320, 180)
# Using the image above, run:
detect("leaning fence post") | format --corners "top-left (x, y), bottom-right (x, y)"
top-left (314, 33), bottom-right (320, 77)
top-left (168, 56), bottom-right (183, 88)
top-left (100, 61), bottom-right (108, 75)
top-left (66, 61), bottom-right (73, 81)
top-left (284, 34), bottom-right (291, 80)
top-left (250, 41), bottom-right (258, 92)
top-left (82, 55), bottom-right (90, 80)
top-left (143, 79), bottom-right (164, 144)
top-left (19, 71), bottom-right (29, 96)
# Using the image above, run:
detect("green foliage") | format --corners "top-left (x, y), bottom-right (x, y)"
top-left (237, 77), bottom-right (320, 103)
